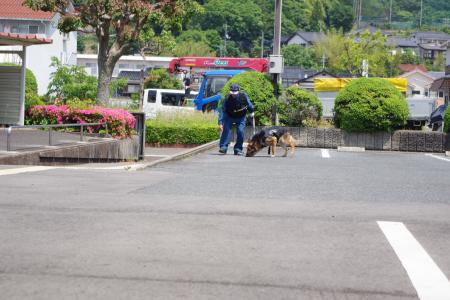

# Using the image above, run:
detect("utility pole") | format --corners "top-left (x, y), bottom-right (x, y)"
top-left (419, 0), bottom-right (423, 28)
top-left (224, 22), bottom-right (228, 57)
top-left (272, 0), bottom-right (282, 125)
top-left (389, 0), bottom-right (392, 28)
top-left (358, 0), bottom-right (362, 29)
top-left (322, 54), bottom-right (326, 70)
top-left (261, 31), bottom-right (264, 58)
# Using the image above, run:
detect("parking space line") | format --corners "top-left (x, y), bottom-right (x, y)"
top-left (425, 154), bottom-right (450, 162)
top-left (0, 166), bottom-right (55, 176)
top-left (321, 149), bottom-right (330, 158)
top-left (377, 221), bottom-right (450, 300)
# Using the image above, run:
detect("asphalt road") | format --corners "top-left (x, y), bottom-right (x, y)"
top-left (0, 148), bottom-right (449, 299)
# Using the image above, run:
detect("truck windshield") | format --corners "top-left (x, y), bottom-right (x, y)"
top-left (203, 76), bottom-right (230, 98)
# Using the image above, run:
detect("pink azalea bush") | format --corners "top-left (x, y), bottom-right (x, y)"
top-left (27, 105), bottom-right (136, 138)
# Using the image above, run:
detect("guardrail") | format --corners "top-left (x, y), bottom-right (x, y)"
top-left (6, 122), bottom-right (108, 152)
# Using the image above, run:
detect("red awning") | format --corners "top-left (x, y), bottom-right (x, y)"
top-left (0, 32), bottom-right (52, 46)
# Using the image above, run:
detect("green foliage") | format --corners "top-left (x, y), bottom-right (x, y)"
top-left (334, 78), bottom-right (409, 132)
top-left (25, 68), bottom-right (38, 95)
top-left (146, 111), bottom-right (219, 144)
top-left (172, 40), bottom-right (216, 57)
top-left (444, 106), bottom-right (450, 133)
top-left (399, 49), bottom-right (421, 65)
top-left (65, 98), bottom-right (96, 110)
top-left (220, 71), bottom-right (276, 126)
top-left (25, 92), bottom-right (45, 113)
top-left (278, 86), bottom-right (323, 126)
top-left (47, 57), bottom-right (97, 102)
top-left (315, 30), bottom-right (398, 77)
top-left (198, 0), bottom-right (264, 54)
top-left (144, 69), bottom-right (183, 90)
top-left (109, 78), bottom-right (129, 97)
top-left (282, 44), bottom-right (319, 68)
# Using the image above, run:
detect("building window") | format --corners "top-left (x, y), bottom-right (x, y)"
top-left (118, 64), bottom-right (130, 69)
top-left (29, 25), bottom-right (39, 34)
top-left (439, 91), bottom-right (444, 97)
top-left (412, 90), bottom-right (420, 95)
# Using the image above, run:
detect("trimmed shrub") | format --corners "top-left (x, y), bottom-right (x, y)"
top-left (146, 111), bottom-right (219, 145)
top-left (220, 71), bottom-right (277, 126)
top-left (334, 78), bottom-right (409, 132)
top-left (278, 86), bottom-right (323, 126)
top-left (25, 92), bottom-right (45, 113)
top-left (444, 105), bottom-right (450, 133)
top-left (26, 105), bottom-right (135, 138)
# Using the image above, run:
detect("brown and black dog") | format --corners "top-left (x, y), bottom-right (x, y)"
top-left (246, 127), bottom-right (296, 157)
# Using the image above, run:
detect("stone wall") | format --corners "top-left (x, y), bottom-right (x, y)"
top-left (243, 127), bottom-right (447, 153)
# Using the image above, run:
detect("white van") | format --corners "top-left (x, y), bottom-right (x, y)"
top-left (143, 89), bottom-right (196, 119)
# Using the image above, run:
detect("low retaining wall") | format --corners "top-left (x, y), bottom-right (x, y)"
top-left (0, 137), bottom-right (139, 165)
top-left (243, 127), bottom-right (448, 153)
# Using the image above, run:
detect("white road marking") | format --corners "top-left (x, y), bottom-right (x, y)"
top-left (377, 221), bottom-right (450, 300)
top-left (144, 154), bottom-right (170, 158)
top-left (425, 153), bottom-right (450, 162)
top-left (321, 149), bottom-right (330, 158)
top-left (0, 166), bottom-right (55, 176)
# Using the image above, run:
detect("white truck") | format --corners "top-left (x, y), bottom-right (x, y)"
top-left (142, 89), bottom-right (196, 119)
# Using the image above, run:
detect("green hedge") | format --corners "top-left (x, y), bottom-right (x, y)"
top-left (444, 105), bottom-right (450, 133)
top-left (334, 78), bottom-right (409, 132)
top-left (278, 86), bottom-right (323, 126)
top-left (220, 71), bottom-right (277, 126)
top-left (146, 111), bottom-right (219, 145)
top-left (146, 124), bottom-right (219, 144)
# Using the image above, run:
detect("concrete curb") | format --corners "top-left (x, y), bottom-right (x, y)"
top-left (131, 139), bottom-right (219, 171)
top-left (337, 146), bottom-right (366, 152)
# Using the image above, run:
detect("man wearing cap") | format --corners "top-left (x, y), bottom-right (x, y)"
top-left (218, 83), bottom-right (254, 155)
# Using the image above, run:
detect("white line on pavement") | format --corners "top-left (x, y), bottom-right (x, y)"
top-left (425, 153), bottom-right (450, 162)
top-left (0, 166), bottom-right (55, 176)
top-left (144, 154), bottom-right (170, 158)
top-left (321, 149), bottom-right (330, 158)
top-left (377, 221), bottom-right (450, 300)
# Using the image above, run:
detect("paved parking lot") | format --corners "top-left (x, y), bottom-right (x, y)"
top-left (0, 148), bottom-right (449, 299)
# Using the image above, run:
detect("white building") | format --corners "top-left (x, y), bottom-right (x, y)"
top-left (0, 0), bottom-right (77, 95)
top-left (77, 54), bottom-right (175, 95)
top-left (399, 69), bottom-right (437, 99)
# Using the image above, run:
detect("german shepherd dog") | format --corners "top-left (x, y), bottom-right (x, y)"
top-left (246, 127), bottom-right (296, 157)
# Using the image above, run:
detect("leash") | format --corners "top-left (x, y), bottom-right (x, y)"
top-left (252, 113), bottom-right (256, 136)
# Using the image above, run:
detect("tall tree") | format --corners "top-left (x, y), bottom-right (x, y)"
top-left (281, 44), bottom-right (319, 69)
top-left (315, 29), bottom-right (398, 77)
top-left (25, 0), bottom-right (201, 105)
top-left (197, 0), bottom-right (263, 55)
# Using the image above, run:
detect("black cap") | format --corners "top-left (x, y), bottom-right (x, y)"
top-left (230, 83), bottom-right (240, 92)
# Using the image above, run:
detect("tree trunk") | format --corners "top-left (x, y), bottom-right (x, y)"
top-left (96, 32), bottom-right (128, 106)
top-left (97, 61), bottom-right (113, 106)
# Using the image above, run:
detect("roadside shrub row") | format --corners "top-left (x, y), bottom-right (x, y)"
top-left (146, 111), bottom-right (219, 145)
top-left (27, 105), bottom-right (136, 138)
top-left (444, 106), bottom-right (450, 133)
